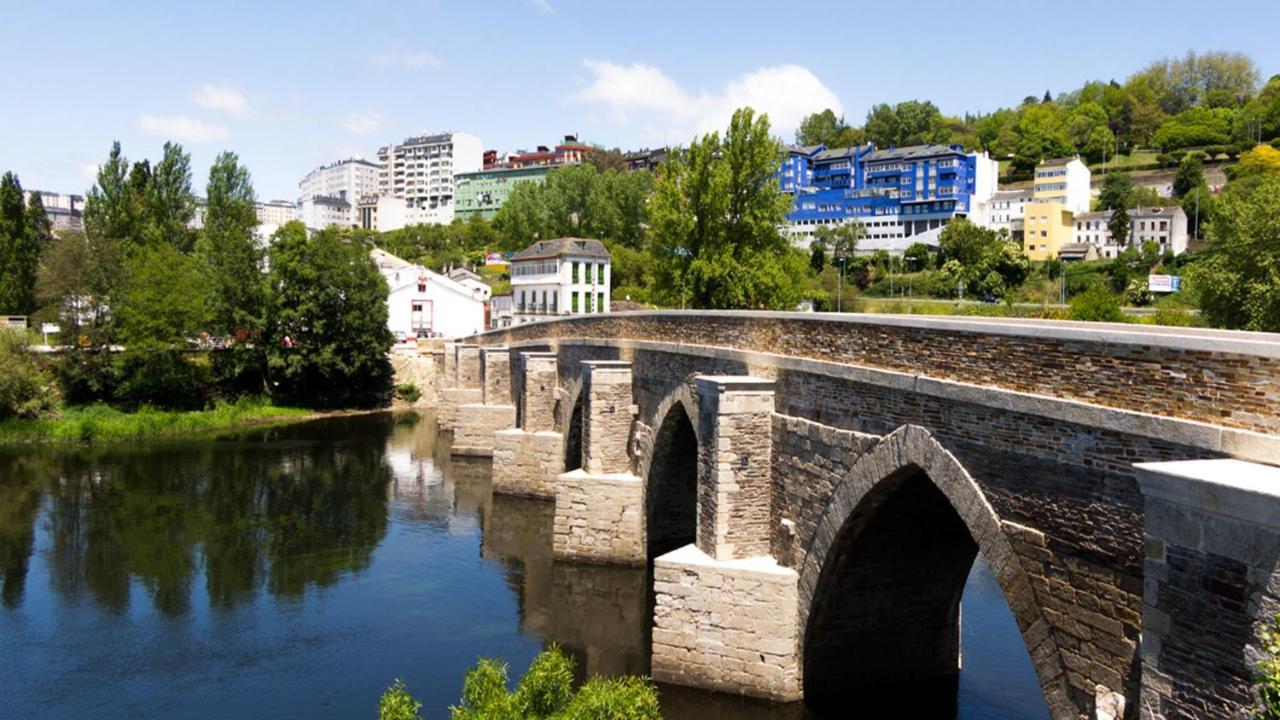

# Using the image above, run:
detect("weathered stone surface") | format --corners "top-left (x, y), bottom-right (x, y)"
top-left (695, 376), bottom-right (776, 561)
top-left (437, 387), bottom-right (481, 430)
top-left (493, 429), bottom-right (563, 498)
top-left (581, 361), bottom-right (636, 475)
top-left (552, 469), bottom-right (645, 565)
top-left (652, 544), bottom-right (802, 702)
top-left (481, 347), bottom-right (512, 406)
top-left (452, 403), bottom-right (516, 456)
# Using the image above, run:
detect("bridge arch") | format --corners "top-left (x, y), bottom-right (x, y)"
top-left (639, 385), bottom-right (700, 558)
top-left (555, 375), bottom-right (584, 472)
top-left (797, 425), bottom-right (1072, 718)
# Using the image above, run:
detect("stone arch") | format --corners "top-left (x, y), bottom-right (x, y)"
top-left (797, 425), bottom-right (1073, 719)
top-left (555, 374), bottom-right (584, 472)
top-left (638, 384), bottom-right (700, 557)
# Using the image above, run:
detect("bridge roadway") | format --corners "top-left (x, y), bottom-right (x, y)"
top-left (413, 310), bottom-right (1280, 720)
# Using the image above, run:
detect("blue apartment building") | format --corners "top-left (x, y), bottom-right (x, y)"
top-left (782, 143), bottom-right (996, 247)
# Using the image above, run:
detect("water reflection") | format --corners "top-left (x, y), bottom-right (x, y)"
top-left (0, 411), bottom-right (1046, 719)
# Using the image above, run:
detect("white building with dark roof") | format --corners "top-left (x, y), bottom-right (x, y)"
top-left (371, 249), bottom-right (487, 340)
top-left (509, 238), bottom-right (611, 324)
top-left (298, 158), bottom-right (379, 227)
top-left (377, 131), bottom-right (483, 225)
top-left (1073, 206), bottom-right (1189, 259)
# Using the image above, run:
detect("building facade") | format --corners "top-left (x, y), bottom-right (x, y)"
top-left (454, 165), bottom-right (550, 221)
top-left (986, 189), bottom-right (1032, 237)
top-left (300, 195), bottom-right (353, 231)
top-left (781, 143), bottom-right (999, 252)
top-left (1031, 157), bottom-right (1092, 214)
top-left (1022, 201), bottom-right (1075, 261)
top-left (256, 200), bottom-right (297, 226)
top-left (1073, 206), bottom-right (1189, 258)
top-left (376, 132), bottom-right (484, 224)
top-left (509, 238), bottom-right (611, 324)
top-left (298, 158), bottom-right (379, 227)
top-left (371, 249), bottom-right (487, 340)
top-left (25, 190), bottom-right (85, 234)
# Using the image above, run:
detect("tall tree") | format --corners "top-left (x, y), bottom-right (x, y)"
top-left (649, 107), bottom-right (805, 309)
top-left (148, 142), bottom-right (196, 250)
top-left (0, 172), bottom-right (38, 315)
top-left (1184, 174), bottom-right (1280, 330)
top-left (198, 152), bottom-right (263, 340)
top-left (1098, 172), bottom-right (1136, 210)
top-left (25, 192), bottom-right (52, 249)
top-left (796, 109), bottom-right (863, 148)
top-left (1172, 154), bottom-right (1204, 198)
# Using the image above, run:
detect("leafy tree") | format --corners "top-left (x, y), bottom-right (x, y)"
top-left (809, 237), bottom-right (826, 273)
top-left (649, 107), bottom-right (806, 309)
top-left (1069, 285), bottom-right (1126, 322)
top-left (938, 220), bottom-right (1029, 299)
top-left (1173, 154), bottom-right (1204, 198)
top-left (264, 222), bottom-right (394, 407)
top-left (117, 243), bottom-right (209, 347)
top-left (36, 232), bottom-right (95, 337)
top-left (1232, 145), bottom-right (1280, 179)
top-left (26, 191), bottom-right (52, 250)
top-left (0, 331), bottom-right (56, 419)
top-left (864, 100), bottom-right (941, 148)
top-left (493, 180), bottom-right (553, 251)
top-left (0, 172), bottom-right (39, 314)
top-left (83, 141), bottom-right (136, 242)
top-left (1012, 105), bottom-right (1073, 174)
top-left (1083, 125), bottom-right (1116, 164)
top-left (198, 152), bottom-right (263, 340)
top-left (1108, 205), bottom-right (1131, 248)
top-left (976, 108), bottom-right (1019, 157)
top-left (1152, 106), bottom-right (1236, 150)
top-left (1238, 74), bottom-right (1280, 142)
top-left (585, 147), bottom-right (628, 173)
top-left (1098, 172), bottom-right (1136, 211)
top-left (796, 109), bottom-right (863, 148)
top-left (1184, 174), bottom-right (1280, 330)
top-left (147, 141), bottom-right (197, 250)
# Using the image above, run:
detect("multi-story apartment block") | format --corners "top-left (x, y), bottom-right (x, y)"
top-left (986, 189), bottom-right (1032, 237)
top-left (1022, 202), bottom-right (1075, 261)
top-left (454, 165), bottom-right (551, 221)
top-left (1073, 206), bottom-right (1189, 258)
top-left (376, 132), bottom-right (483, 224)
top-left (623, 147), bottom-right (667, 173)
top-left (509, 238), bottom-right (611, 324)
top-left (25, 190), bottom-right (85, 235)
top-left (782, 143), bottom-right (999, 253)
top-left (297, 158), bottom-right (378, 228)
top-left (1032, 157), bottom-right (1091, 214)
top-left (255, 200), bottom-right (297, 226)
top-left (300, 196), bottom-right (352, 230)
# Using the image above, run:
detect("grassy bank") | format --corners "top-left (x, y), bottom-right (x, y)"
top-left (0, 397), bottom-right (314, 445)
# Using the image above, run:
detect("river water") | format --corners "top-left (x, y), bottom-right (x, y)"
top-left (0, 412), bottom-right (1049, 718)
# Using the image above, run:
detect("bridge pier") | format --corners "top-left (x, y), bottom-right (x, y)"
top-left (493, 352), bottom-right (563, 497)
top-left (652, 376), bottom-right (803, 702)
top-left (552, 360), bottom-right (646, 565)
top-left (439, 344), bottom-right (482, 431)
top-left (454, 347), bottom-right (518, 456)
top-left (1135, 459), bottom-right (1280, 719)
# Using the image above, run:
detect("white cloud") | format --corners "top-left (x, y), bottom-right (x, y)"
top-left (529, 0), bottom-right (553, 13)
top-left (342, 108), bottom-right (384, 136)
top-left (190, 84), bottom-right (250, 119)
top-left (136, 114), bottom-right (230, 143)
top-left (570, 60), bottom-right (842, 141)
top-left (370, 45), bottom-right (442, 70)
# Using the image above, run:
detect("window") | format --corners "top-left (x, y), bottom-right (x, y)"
top-left (572, 262), bottom-right (579, 283)
top-left (597, 292), bottom-right (605, 312)
top-left (597, 263), bottom-right (604, 284)
top-left (585, 292), bottom-right (594, 313)
top-left (571, 292), bottom-right (579, 313)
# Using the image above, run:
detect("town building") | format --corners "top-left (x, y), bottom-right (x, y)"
top-left (376, 131), bottom-right (484, 225)
top-left (781, 143), bottom-right (999, 253)
top-left (489, 293), bottom-right (513, 330)
top-left (298, 158), bottom-right (379, 227)
top-left (985, 189), bottom-right (1032, 237)
top-left (502, 136), bottom-right (595, 169)
top-left (454, 165), bottom-right (551, 221)
top-left (623, 147), bottom-right (667, 173)
top-left (1022, 201), bottom-right (1075, 261)
top-left (255, 200), bottom-right (297, 226)
top-left (1072, 206), bottom-right (1189, 259)
top-left (25, 190), bottom-right (85, 234)
top-left (300, 195), bottom-right (353, 231)
top-left (1031, 157), bottom-right (1092, 214)
top-left (446, 266), bottom-right (492, 301)
top-left (509, 238), bottom-right (611, 324)
top-left (371, 248), bottom-right (487, 340)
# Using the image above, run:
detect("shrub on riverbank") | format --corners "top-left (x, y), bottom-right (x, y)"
top-left (379, 647), bottom-right (660, 720)
top-left (0, 331), bottom-right (57, 419)
top-left (0, 396), bottom-right (309, 444)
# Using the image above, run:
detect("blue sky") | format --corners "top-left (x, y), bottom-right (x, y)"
top-left (3, 0), bottom-right (1278, 201)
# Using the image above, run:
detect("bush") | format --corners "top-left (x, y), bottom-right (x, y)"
top-left (0, 331), bottom-right (57, 419)
top-left (1124, 278), bottom-right (1152, 307)
top-left (115, 344), bottom-right (210, 410)
top-left (394, 383), bottom-right (422, 403)
top-left (53, 350), bottom-right (119, 404)
top-left (1260, 615), bottom-right (1280, 719)
top-left (1069, 286), bottom-right (1127, 323)
top-left (378, 679), bottom-right (422, 720)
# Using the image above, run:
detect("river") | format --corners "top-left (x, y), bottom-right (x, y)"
top-left (0, 412), bottom-right (1049, 718)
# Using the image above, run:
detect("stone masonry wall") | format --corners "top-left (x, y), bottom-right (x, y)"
top-left (478, 312), bottom-right (1280, 435)
top-left (552, 471), bottom-right (645, 565)
top-left (492, 430), bottom-right (562, 498)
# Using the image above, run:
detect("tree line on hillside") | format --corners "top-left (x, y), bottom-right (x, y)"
top-left (796, 50), bottom-right (1280, 174)
top-left (0, 142), bottom-right (395, 419)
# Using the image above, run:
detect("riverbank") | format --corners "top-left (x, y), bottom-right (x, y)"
top-left (0, 398), bottom-right (318, 445)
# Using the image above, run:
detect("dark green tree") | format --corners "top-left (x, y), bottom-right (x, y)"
top-left (649, 108), bottom-right (806, 309)
top-left (1098, 172), bottom-right (1136, 211)
top-left (26, 191), bottom-right (52, 250)
top-left (1173, 154), bottom-right (1204, 198)
top-left (1184, 174), bottom-right (1280, 330)
top-left (796, 109), bottom-right (863, 148)
top-left (264, 222), bottom-right (394, 407)
top-left (0, 172), bottom-right (38, 315)
top-left (1108, 205), bottom-right (1131, 248)
top-left (198, 152), bottom-right (263, 340)
top-left (147, 142), bottom-right (197, 250)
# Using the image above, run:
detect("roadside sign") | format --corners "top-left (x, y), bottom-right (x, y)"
top-left (1148, 275), bottom-right (1181, 293)
top-left (41, 323), bottom-right (60, 334)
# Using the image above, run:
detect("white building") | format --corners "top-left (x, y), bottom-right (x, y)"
top-left (1072, 206), bottom-right (1189, 259)
top-left (297, 158), bottom-right (379, 227)
top-left (377, 132), bottom-right (483, 223)
top-left (489, 293), bottom-right (513, 330)
top-left (256, 200), bottom-right (297, 225)
top-left (371, 249), bottom-right (487, 340)
top-left (300, 196), bottom-right (352, 231)
top-left (446, 267), bottom-right (492, 302)
top-left (1032, 157), bottom-right (1091, 214)
top-left (24, 190), bottom-right (85, 234)
top-left (984, 189), bottom-right (1032, 234)
top-left (369, 194), bottom-right (455, 232)
top-left (509, 238), bottom-right (611, 324)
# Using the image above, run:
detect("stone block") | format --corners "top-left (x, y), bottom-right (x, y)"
top-left (493, 429), bottom-right (564, 498)
top-left (453, 403), bottom-right (516, 456)
top-left (552, 469), bottom-right (645, 565)
top-left (438, 387), bottom-right (482, 430)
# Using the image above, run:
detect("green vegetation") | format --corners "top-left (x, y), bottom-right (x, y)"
top-left (1260, 615), bottom-right (1280, 719)
top-left (394, 383), bottom-right (422, 403)
top-left (0, 396), bottom-right (310, 445)
top-left (0, 331), bottom-right (57, 420)
top-left (379, 647), bottom-right (660, 720)
top-left (0, 171), bottom-right (45, 315)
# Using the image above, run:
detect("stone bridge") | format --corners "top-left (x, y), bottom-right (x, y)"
top-left (427, 310), bottom-right (1280, 720)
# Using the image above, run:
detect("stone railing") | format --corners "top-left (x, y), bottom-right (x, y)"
top-left (474, 311), bottom-right (1280, 437)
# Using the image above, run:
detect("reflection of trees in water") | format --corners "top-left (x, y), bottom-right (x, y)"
top-left (0, 415), bottom-right (398, 616)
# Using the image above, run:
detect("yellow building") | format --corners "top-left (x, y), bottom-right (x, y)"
top-left (1022, 201), bottom-right (1075, 261)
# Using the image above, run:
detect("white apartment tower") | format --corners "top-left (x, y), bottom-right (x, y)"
top-left (377, 132), bottom-right (483, 225)
top-left (297, 158), bottom-right (379, 227)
